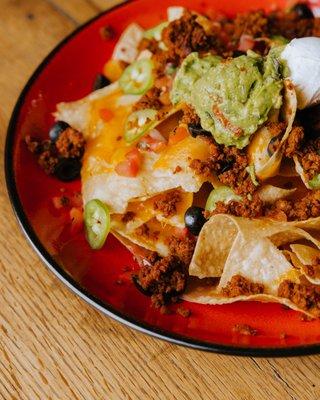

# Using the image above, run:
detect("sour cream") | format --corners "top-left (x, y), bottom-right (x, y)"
top-left (281, 37), bottom-right (320, 109)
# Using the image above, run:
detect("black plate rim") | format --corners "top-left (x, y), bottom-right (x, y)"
top-left (5, 0), bottom-right (320, 357)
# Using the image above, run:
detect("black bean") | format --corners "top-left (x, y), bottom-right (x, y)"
top-left (292, 3), bottom-right (314, 19)
top-left (49, 121), bottom-right (69, 142)
top-left (93, 73), bottom-right (111, 91)
top-left (54, 158), bottom-right (81, 182)
top-left (188, 124), bottom-right (211, 138)
top-left (184, 206), bottom-right (206, 236)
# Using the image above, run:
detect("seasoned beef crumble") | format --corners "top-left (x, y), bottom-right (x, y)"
top-left (278, 276), bottom-right (320, 317)
top-left (296, 137), bottom-right (320, 181)
top-left (153, 190), bottom-right (182, 218)
top-left (55, 127), bottom-right (85, 159)
top-left (266, 190), bottom-right (320, 221)
top-left (136, 255), bottom-right (188, 307)
top-left (135, 223), bottom-right (159, 241)
top-left (121, 211), bottom-right (136, 223)
top-left (222, 275), bottom-right (265, 297)
top-left (162, 11), bottom-right (218, 63)
top-left (210, 194), bottom-right (264, 219)
top-left (167, 234), bottom-right (197, 266)
top-left (25, 127), bottom-right (85, 175)
top-left (303, 261), bottom-right (320, 280)
top-left (132, 87), bottom-right (163, 112)
top-left (283, 126), bottom-right (304, 158)
top-left (134, 234), bottom-right (196, 306)
top-left (181, 104), bottom-right (200, 126)
top-left (190, 136), bottom-right (256, 196)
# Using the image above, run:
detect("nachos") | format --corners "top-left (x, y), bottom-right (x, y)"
top-left (27, 3), bottom-right (320, 317)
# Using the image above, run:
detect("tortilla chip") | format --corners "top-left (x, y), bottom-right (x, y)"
top-left (112, 217), bottom-right (172, 256)
top-left (112, 23), bottom-right (144, 63)
top-left (183, 277), bottom-right (315, 318)
top-left (258, 184), bottom-right (296, 204)
top-left (111, 190), bottom-right (193, 232)
top-left (248, 79), bottom-right (297, 180)
top-left (55, 83), bottom-right (140, 138)
top-left (189, 215), bottom-right (239, 278)
top-left (290, 244), bottom-right (320, 284)
top-left (187, 214), bottom-right (320, 317)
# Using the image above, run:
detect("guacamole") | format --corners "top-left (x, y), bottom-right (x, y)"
top-left (171, 52), bottom-right (221, 105)
top-left (172, 51), bottom-right (283, 149)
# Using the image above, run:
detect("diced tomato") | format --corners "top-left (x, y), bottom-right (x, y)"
top-left (138, 131), bottom-right (167, 153)
top-left (115, 159), bottom-right (139, 177)
top-left (173, 227), bottom-right (189, 239)
top-left (115, 148), bottom-right (142, 177)
top-left (238, 34), bottom-right (255, 52)
top-left (99, 108), bottom-right (114, 122)
top-left (125, 148), bottom-right (142, 162)
top-left (149, 141), bottom-right (166, 152)
top-left (168, 126), bottom-right (189, 145)
top-left (103, 59), bottom-right (125, 82)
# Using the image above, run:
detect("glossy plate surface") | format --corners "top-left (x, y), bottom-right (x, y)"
top-left (6, 0), bottom-right (320, 355)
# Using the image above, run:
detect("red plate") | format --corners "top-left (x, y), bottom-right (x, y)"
top-left (6, 0), bottom-right (320, 355)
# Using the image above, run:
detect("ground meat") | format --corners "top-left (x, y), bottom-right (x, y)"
top-left (221, 275), bottom-right (264, 297)
top-left (121, 211), bottom-right (136, 223)
top-left (190, 137), bottom-right (256, 196)
top-left (25, 135), bottom-right (43, 154)
top-left (25, 136), bottom-right (59, 174)
top-left (26, 127), bottom-right (85, 175)
top-left (296, 137), bottom-right (320, 181)
top-left (137, 255), bottom-right (188, 307)
top-left (162, 11), bottom-right (217, 62)
top-left (267, 9), bottom-right (314, 39)
top-left (135, 223), bottom-right (159, 241)
top-left (303, 257), bottom-right (320, 279)
top-left (232, 10), bottom-right (268, 40)
top-left (38, 150), bottom-right (59, 174)
top-left (55, 127), bottom-right (85, 158)
top-left (284, 126), bottom-right (305, 158)
top-left (189, 159), bottom-right (212, 177)
top-left (232, 324), bottom-right (258, 336)
top-left (266, 190), bottom-right (320, 221)
top-left (153, 190), bottom-right (182, 218)
top-left (167, 234), bottom-right (196, 265)
top-left (181, 104), bottom-right (200, 126)
top-left (132, 87), bottom-right (163, 111)
top-left (210, 194), bottom-right (264, 219)
top-left (138, 37), bottom-right (159, 53)
top-left (278, 276), bottom-right (320, 318)
top-left (176, 306), bottom-right (191, 317)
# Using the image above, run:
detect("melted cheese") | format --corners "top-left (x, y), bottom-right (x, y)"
top-left (82, 90), bottom-right (134, 181)
top-left (154, 136), bottom-right (211, 169)
top-left (112, 190), bottom-right (193, 232)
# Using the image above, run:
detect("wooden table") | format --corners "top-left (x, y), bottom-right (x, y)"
top-left (1, 1), bottom-right (320, 399)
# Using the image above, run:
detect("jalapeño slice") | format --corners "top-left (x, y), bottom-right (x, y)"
top-left (119, 59), bottom-right (154, 95)
top-left (84, 199), bottom-right (110, 249)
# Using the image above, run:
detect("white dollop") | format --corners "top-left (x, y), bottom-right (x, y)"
top-left (281, 37), bottom-right (320, 109)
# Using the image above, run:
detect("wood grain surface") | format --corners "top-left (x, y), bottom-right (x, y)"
top-left (1, 1), bottom-right (320, 399)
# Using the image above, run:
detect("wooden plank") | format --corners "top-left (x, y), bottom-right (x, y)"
top-left (1, 0), bottom-right (320, 399)
top-left (47, 0), bottom-right (101, 24)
